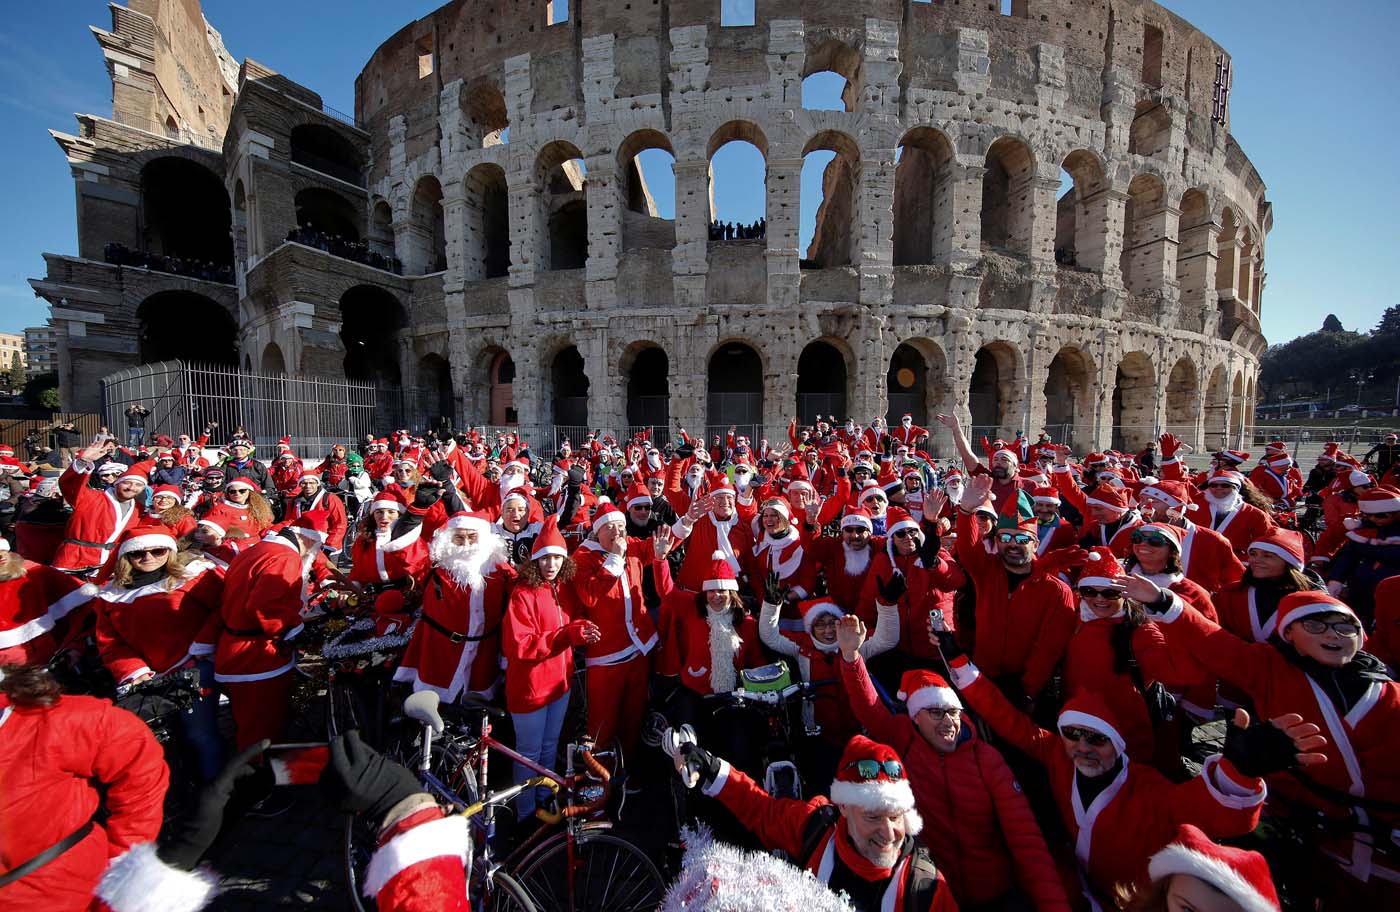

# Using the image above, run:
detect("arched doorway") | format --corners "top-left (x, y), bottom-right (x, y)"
top-left (139, 157), bottom-right (233, 267)
top-left (260, 342), bottom-right (286, 374)
top-left (1205, 365), bottom-right (1230, 450)
top-left (969, 343), bottom-right (1022, 439)
top-left (490, 351), bottom-right (516, 425)
top-left (980, 138), bottom-right (1035, 256)
top-left (289, 124), bottom-right (364, 186)
top-left (550, 346), bottom-right (590, 428)
top-left (536, 142), bottom-right (588, 270)
top-left (1165, 357), bottom-right (1199, 443)
top-left (137, 291), bottom-right (237, 365)
top-left (293, 187), bottom-right (360, 241)
top-left (893, 128), bottom-right (955, 266)
top-left (624, 346), bottom-right (670, 442)
top-left (796, 341), bottom-right (848, 424)
top-left (1230, 371), bottom-right (1245, 446)
top-left (408, 176), bottom-right (446, 274)
top-left (886, 343), bottom-right (928, 426)
top-left (416, 353), bottom-right (454, 432)
top-left (1043, 346), bottom-right (1094, 451)
top-left (1112, 352), bottom-right (1157, 452)
top-left (707, 342), bottom-right (763, 440)
top-left (340, 285), bottom-right (407, 426)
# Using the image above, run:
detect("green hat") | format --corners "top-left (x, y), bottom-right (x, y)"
top-left (346, 453), bottom-right (363, 468)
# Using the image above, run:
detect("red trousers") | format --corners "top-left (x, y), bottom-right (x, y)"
top-left (224, 673), bottom-right (294, 750)
top-left (585, 654), bottom-right (650, 759)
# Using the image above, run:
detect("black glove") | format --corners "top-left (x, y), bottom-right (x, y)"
top-left (427, 461), bottom-right (453, 483)
top-left (917, 520), bottom-right (941, 564)
top-left (1223, 716), bottom-right (1301, 778)
top-left (763, 570), bottom-right (786, 606)
top-left (412, 484), bottom-right (442, 508)
top-left (836, 466), bottom-right (848, 478)
top-left (320, 731), bottom-right (423, 823)
top-left (934, 629), bottom-right (965, 663)
top-left (675, 444), bottom-right (696, 459)
top-left (876, 572), bottom-right (908, 604)
top-left (159, 739), bottom-right (269, 869)
top-left (753, 474), bottom-right (770, 488)
top-left (680, 742), bottom-right (723, 788)
top-left (567, 465), bottom-right (587, 487)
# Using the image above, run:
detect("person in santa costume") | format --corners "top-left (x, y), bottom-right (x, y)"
top-left (394, 512), bottom-right (515, 703)
top-left (92, 525), bottom-right (224, 779)
top-left (280, 471), bottom-right (348, 556)
top-left (1141, 589), bottom-right (1399, 903)
top-left (1117, 822), bottom-right (1281, 912)
top-left (671, 481), bottom-right (755, 594)
top-left (749, 497), bottom-right (814, 630)
top-left (1135, 480), bottom-right (1245, 593)
top-left (0, 538), bottom-right (97, 666)
top-left (807, 506), bottom-right (884, 614)
top-left (198, 477), bottom-right (272, 540)
top-left (1371, 574), bottom-right (1400, 672)
top-left (1249, 451), bottom-right (1304, 508)
top-left (937, 413), bottom-right (1029, 514)
top-left (1028, 484), bottom-right (1078, 557)
top-left (570, 503), bottom-right (674, 762)
top-left (1325, 484), bottom-right (1400, 628)
top-left (1214, 528), bottom-right (1315, 646)
top-left (665, 732), bottom-right (957, 911)
top-left (1051, 450), bottom-right (1144, 551)
top-left (889, 414), bottom-right (928, 448)
top-left (148, 485), bottom-right (195, 540)
top-left (492, 488), bottom-right (544, 567)
top-left (836, 619), bottom-right (1071, 911)
top-left (53, 441), bottom-right (150, 578)
top-left (215, 511), bottom-right (330, 750)
top-left (445, 444), bottom-right (538, 519)
top-left (1197, 470), bottom-right (1276, 557)
top-left (502, 516), bottom-right (600, 819)
top-left (348, 489), bottom-right (430, 593)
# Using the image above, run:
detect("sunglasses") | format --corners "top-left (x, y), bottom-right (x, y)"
top-left (630, 504), bottom-right (652, 512)
top-left (127, 547), bottom-right (170, 560)
top-left (892, 528), bottom-right (920, 539)
top-left (996, 531), bottom-right (1035, 545)
top-left (1130, 530), bottom-right (1173, 547)
top-left (844, 759), bottom-right (905, 781)
top-left (1059, 726), bottom-right (1110, 747)
top-left (1078, 586), bottom-right (1124, 600)
top-left (919, 707), bottom-right (961, 721)
top-left (1298, 618), bottom-right (1361, 638)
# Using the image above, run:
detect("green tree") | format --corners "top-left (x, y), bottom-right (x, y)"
top-left (8, 351), bottom-right (24, 390)
top-left (1321, 314), bottom-right (1344, 332)
top-left (1375, 304), bottom-right (1400, 338)
top-left (22, 371), bottom-right (59, 410)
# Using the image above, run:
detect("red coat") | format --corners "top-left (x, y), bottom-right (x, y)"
top-left (1248, 463), bottom-right (1303, 505)
top-left (357, 807), bottom-right (470, 912)
top-left (570, 538), bottom-right (661, 668)
top-left (0, 695), bottom-right (168, 911)
top-left (859, 549), bottom-right (963, 660)
top-left (955, 510), bottom-right (1077, 697)
top-left (282, 488), bottom-right (348, 552)
top-left (349, 528), bottom-right (430, 587)
top-left (749, 529), bottom-right (815, 600)
top-left (808, 535), bottom-right (883, 613)
top-left (0, 562), bottom-right (97, 666)
top-left (1035, 518), bottom-right (1078, 557)
top-left (700, 759), bottom-right (958, 912)
top-left (1150, 598), bottom-right (1400, 884)
top-left (1200, 500), bottom-right (1274, 556)
top-left (214, 535), bottom-right (309, 683)
top-left (93, 560), bottom-right (223, 685)
top-left (395, 562), bottom-right (514, 701)
top-left (1176, 521), bottom-right (1245, 594)
top-left (1372, 575), bottom-right (1400, 671)
top-left (199, 499), bottom-right (269, 540)
top-left (656, 591), bottom-right (766, 695)
top-left (673, 513), bottom-right (755, 594)
top-left (53, 462), bottom-right (145, 572)
top-left (840, 654), bottom-right (1070, 911)
top-left (948, 656), bottom-right (1266, 906)
top-left (501, 580), bottom-right (579, 714)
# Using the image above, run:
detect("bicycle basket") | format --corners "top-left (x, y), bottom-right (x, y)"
top-left (740, 663), bottom-right (792, 693)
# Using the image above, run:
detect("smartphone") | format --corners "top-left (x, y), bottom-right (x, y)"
top-left (928, 608), bottom-right (946, 633)
top-left (265, 742), bottom-right (330, 786)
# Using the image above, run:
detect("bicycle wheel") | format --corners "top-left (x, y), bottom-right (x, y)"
top-left (512, 825), bottom-right (666, 912)
top-left (483, 869), bottom-right (539, 912)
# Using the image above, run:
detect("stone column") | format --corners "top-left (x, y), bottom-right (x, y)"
top-left (1028, 176), bottom-right (1061, 269)
top-left (947, 162), bottom-right (986, 270)
top-left (1216, 234), bottom-right (1241, 300)
top-left (584, 159), bottom-right (620, 287)
top-left (1100, 189), bottom-right (1129, 288)
top-left (765, 157), bottom-right (803, 308)
top-left (856, 153), bottom-right (895, 306)
top-left (1126, 201), bottom-right (1179, 295)
top-left (861, 19), bottom-right (902, 116)
top-left (1074, 188), bottom-right (1114, 274)
top-left (1176, 219), bottom-right (1219, 312)
top-left (440, 189), bottom-right (467, 294)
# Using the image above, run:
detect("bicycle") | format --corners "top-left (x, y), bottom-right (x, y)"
top-left (701, 666), bottom-right (832, 800)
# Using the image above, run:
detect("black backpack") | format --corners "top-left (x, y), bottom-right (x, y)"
top-left (797, 804), bottom-right (940, 910)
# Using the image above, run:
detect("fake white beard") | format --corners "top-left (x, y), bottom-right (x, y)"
top-left (647, 453), bottom-right (661, 470)
top-left (707, 608), bottom-right (741, 694)
top-left (945, 483), bottom-right (963, 504)
top-left (431, 529), bottom-right (507, 590)
top-left (733, 474), bottom-right (752, 492)
top-left (842, 542), bottom-right (871, 577)
top-left (686, 474), bottom-right (704, 492)
top-left (1207, 490), bottom-right (1242, 515)
top-left (500, 473), bottom-right (525, 499)
top-left (901, 419), bottom-right (912, 429)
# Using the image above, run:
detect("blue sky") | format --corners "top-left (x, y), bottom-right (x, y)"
top-left (1, 1), bottom-right (1395, 346)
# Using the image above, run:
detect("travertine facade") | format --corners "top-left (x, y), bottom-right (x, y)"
top-left (33, 0), bottom-right (1270, 456)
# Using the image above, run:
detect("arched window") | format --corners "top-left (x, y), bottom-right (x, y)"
top-left (893, 129), bottom-right (955, 267)
top-left (707, 342), bottom-right (763, 439)
top-left (796, 341), bottom-right (848, 423)
top-left (408, 176), bottom-right (446, 274)
top-left (536, 142), bottom-right (588, 270)
top-left (550, 346), bottom-right (590, 428)
top-left (980, 138), bottom-right (1035, 256)
top-left (801, 39), bottom-right (862, 113)
top-left (707, 122), bottom-right (767, 249)
top-left (1112, 352), bottom-right (1157, 452)
top-left (464, 164), bottom-right (510, 280)
top-left (800, 132), bottom-right (861, 269)
top-left (137, 291), bottom-right (237, 365)
top-left (293, 188), bottom-right (361, 241)
top-left (140, 157), bottom-right (233, 267)
top-left (617, 130), bottom-right (676, 253)
top-left (1055, 151), bottom-right (1108, 272)
top-left (289, 124), bottom-right (364, 186)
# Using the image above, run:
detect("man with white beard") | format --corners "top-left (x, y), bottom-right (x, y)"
top-left (808, 507), bottom-right (883, 614)
top-left (395, 511), bottom-right (516, 701)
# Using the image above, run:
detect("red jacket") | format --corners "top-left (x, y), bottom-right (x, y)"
top-left (0, 562), bottom-right (97, 666)
top-left (808, 535), bottom-right (883, 613)
top-left (93, 560), bottom-right (223, 685)
top-left (749, 528), bottom-right (815, 600)
top-left (840, 654), bottom-right (1070, 910)
top-left (656, 590), bottom-right (766, 695)
top-left (1372, 575), bottom-right (1400, 671)
top-left (1199, 500), bottom-right (1275, 556)
top-left (501, 579), bottom-right (578, 714)
top-left (859, 549), bottom-right (963, 660)
top-left (955, 510), bottom-right (1077, 697)
top-left (948, 656), bottom-right (1266, 906)
top-left (1175, 521), bottom-right (1245, 594)
top-left (53, 461), bottom-right (145, 572)
top-left (570, 538), bottom-right (662, 668)
top-left (214, 534), bottom-right (309, 682)
top-left (673, 512), bottom-right (755, 594)
top-left (199, 498), bottom-right (270, 540)
top-left (349, 528), bottom-right (430, 587)
top-left (0, 695), bottom-right (168, 911)
top-left (281, 488), bottom-right (348, 553)
top-left (395, 562), bottom-right (514, 702)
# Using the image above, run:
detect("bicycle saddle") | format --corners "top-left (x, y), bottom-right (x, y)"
top-left (403, 690), bottom-right (445, 734)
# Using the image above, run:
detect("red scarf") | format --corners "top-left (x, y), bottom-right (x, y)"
top-left (833, 818), bottom-right (894, 881)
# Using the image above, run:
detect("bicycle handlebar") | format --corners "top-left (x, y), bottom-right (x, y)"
top-left (703, 679), bottom-right (833, 706)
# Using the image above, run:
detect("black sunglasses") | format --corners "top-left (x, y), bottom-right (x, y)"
top-left (892, 529), bottom-right (920, 539)
top-left (1060, 726), bottom-right (1110, 747)
top-left (127, 547), bottom-right (170, 560)
top-left (630, 504), bottom-right (652, 511)
top-left (1130, 530), bottom-right (1173, 547)
top-left (997, 531), bottom-right (1035, 545)
top-left (844, 759), bottom-right (904, 781)
top-left (1078, 586), bottom-right (1124, 600)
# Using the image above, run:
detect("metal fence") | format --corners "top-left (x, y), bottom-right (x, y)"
top-left (0, 413), bottom-right (103, 453)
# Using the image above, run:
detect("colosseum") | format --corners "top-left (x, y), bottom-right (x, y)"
top-left (31, 0), bottom-right (1269, 457)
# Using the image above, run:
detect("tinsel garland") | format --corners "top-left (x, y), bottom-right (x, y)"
top-left (662, 825), bottom-right (854, 912)
top-left (320, 616), bottom-right (417, 660)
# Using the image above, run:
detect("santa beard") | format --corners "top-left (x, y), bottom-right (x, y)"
top-left (707, 606), bottom-right (741, 694)
top-left (432, 528), bottom-right (508, 591)
top-left (500, 473), bottom-right (525, 500)
top-left (842, 542), bottom-right (871, 577)
top-left (1206, 490), bottom-right (1242, 516)
top-left (0, 552), bottom-right (26, 582)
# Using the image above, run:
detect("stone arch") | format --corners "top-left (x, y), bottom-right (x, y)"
top-left (414, 352), bottom-right (454, 431)
top-left (407, 175), bottom-right (446, 274)
top-left (294, 187), bottom-right (361, 241)
top-left (796, 338), bottom-right (851, 423)
top-left (463, 163), bottom-right (510, 280)
top-left (1112, 351), bottom-right (1157, 452)
top-left (340, 285), bottom-right (407, 430)
top-left (981, 137), bottom-right (1035, 256)
top-left (1205, 363), bottom-right (1230, 449)
top-left (886, 338), bottom-right (948, 427)
top-left (1216, 207), bottom-right (1238, 298)
top-left (1165, 355), bottom-right (1199, 441)
top-left (137, 291), bottom-right (237, 365)
top-left (1237, 225), bottom-right (1255, 312)
top-left (260, 341), bottom-right (286, 375)
top-left (1230, 370), bottom-right (1246, 444)
top-left (1128, 99), bottom-right (1172, 158)
top-left (535, 140), bottom-right (588, 270)
top-left (549, 344), bottom-right (590, 428)
top-left (1043, 345), bottom-right (1096, 452)
top-left (707, 340), bottom-right (765, 439)
top-left (139, 156), bottom-right (233, 267)
top-left (620, 341), bottom-right (670, 437)
top-left (369, 199), bottom-right (395, 259)
top-left (1246, 375), bottom-right (1257, 437)
top-left (801, 130), bottom-right (862, 268)
top-left (893, 127), bottom-right (955, 267)
top-left (289, 123), bottom-right (364, 186)
top-left (969, 341), bottom-right (1024, 439)
top-left (462, 80), bottom-right (509, 147)
top-left (707, 121), bottom-right (768, 230)
top-left (1121, 173), bottom-right (1168, 294)
top-left (801, 37), bottom-right (864, 112)
top-left (1175, 189), bottom-right (1211, 306)
top-left (616, 129), bottom-right (676, 252)
top-left (465, 344), bottom-right (516, 426)
top-left (1055, 149), bottom-right (1109, 272)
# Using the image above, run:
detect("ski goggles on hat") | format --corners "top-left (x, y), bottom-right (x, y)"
top-left (1059, 726), bottom-right (1111, 747)
top-left (1130, 530), bottom-right (1173, 547)
top-left (844, 759), bottom-right (905, 781)
top-left (1077, 587), bottom-right (1124, 600)
top-left (996, 531), bottom-right (1035, 545)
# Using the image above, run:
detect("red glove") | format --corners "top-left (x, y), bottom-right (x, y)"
top-left (1036, 545), bottom-right (1090, 580)
top-left (1159, 433), bottom-right (1181, 459)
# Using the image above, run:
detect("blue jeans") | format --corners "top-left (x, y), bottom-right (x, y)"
top-left (127, 427), bottom-right (145, 448)
top-left (511, 691), bottom-right (569, 820)
top-left (179, 659), bottom-right (226, 781)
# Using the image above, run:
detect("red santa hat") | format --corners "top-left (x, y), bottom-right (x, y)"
top-left (370, 489), bottom-right (406, 514)
top-left (897, 669), bottom-right (961, 716)
top-left (1206, 469), bottom-right (1244, 489)
top-left (989, 446), bottom-right (1019, 465)
top-left (762, 499), bottom-right (792, 520)
top-left (785, 462), bottom-right (815, 495)
top-left (1138, 480), bottom-right (1194, 512)
top-left (116, 525), bottom-right (179, 558)
top-left (1264, 440), bottom-right (1288, 455)
top-left (1340, 468), bottom-right (1373, 491)
top-left (1148, 824), bottom-right (1280, 912)
top-left (885, 506), bottom-right (921, 541)
top-left (799, 598), bottom-right (844, 634)
top-left (858, 482), bottom-right (887, 506)
top-left (501, 488), bottom-right (532, 511)
top-left (1134, 522), bottom-right (1183, 552)
top-left (1275, 591), bottom-right (1360, 638)
top-left (1265, 454), bottom-right (1293, 471)
top-left (116, 461), bottom-right (154, 487)
top-left (1029, 485), bottom-right (1061, 506)
top-left (0, 445), bottom-right (12, 457)
top-left (702, 550), bottom-right (739, 592)
top-left (149, 484), bottom-right (182, 504)
top-left (300, 468), bottom-right (322, 482)
top-left (941, 467), bottom-right (963, 484)
top-left (840, 506), bottom-right (874, 532)
top-left (531, 515), bottom-right (568, 560)
top-left (624, 482), bottom-right (653, 508)
top-left (591, 502), bottom-right (627, 532)
top-left (1057, 690), bottom-right (1128, 756)
top-left (288, 509), bottom-right (330, 545)
top-left (445, 510), bottom-right (493, 536)
top-left (1357, 485), bottom-right (1400, 514)
top-left (1219, 449), bottom-right (1250, 466)
top-left (709, 476), bottom-right (736, 499)
top-left (972, 500), bottom-right (998, 521)
top-left (1077, 547), bottom-right (1127, 589)
top-left (828, 736), bottom-right (922, 835)
top-left (1084, 484), bottom-right (1130, 514)
top-left (1248, 529), bottom-right (1306, 570)
top-left (1084, 452), bottom-right (1110, 467)
top-left (224, 476), bottom-right (259, 493)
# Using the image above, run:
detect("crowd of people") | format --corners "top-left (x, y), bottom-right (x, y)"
top-left (286, 224), bottom-right (405, 275)
top-left (709, 218), bottom-right (766, 241)
top-left (102, 242), bottom-right (235, 285)
top-left (1, 406), bottom-right (1397, 912)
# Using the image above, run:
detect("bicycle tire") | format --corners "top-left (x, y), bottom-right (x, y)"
top-left (483, 869), bottom-right (539, 912)
top-left (512, 825), bottom-right (666, 912)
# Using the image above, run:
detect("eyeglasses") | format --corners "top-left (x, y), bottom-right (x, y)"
top-left (844, 759), bottom-right (905, 781)
top-left (127, 548), bottom-right (170, 560)
top-left (892, 528), bottom-right (920, 539)
top-left (919, 708), bottom-right (961, 721)
top-left (1205, 483), bottom-right (1238, 491)
top-left (1059, 726), bottom-right (1110, 747)
top-left (1298, 618), bottom-right (1361, 638)
top-left (630, 504), bottom-right (652, 512)
top-left (1078, 587), bottom-right (1124, 600)
top-left (1130, 530), bottom-right (1173, 547)
top-left (996, 531), bottom-right (1035, 545)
